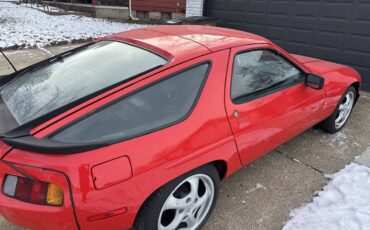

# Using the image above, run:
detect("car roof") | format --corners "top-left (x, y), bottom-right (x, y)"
top-left (105, 25), bottom-right (270, 63)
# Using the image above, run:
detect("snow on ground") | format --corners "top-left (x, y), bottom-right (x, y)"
top-left (245, 183), bottom-right (267, 194)
top-left (284, 163), bottom-right (370, 230)
top-left (0, 2), bottom-right (147, 48)
top-left (316, 129), bottom-right (349, 159)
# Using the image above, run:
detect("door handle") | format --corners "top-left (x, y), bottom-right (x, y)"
top-left (233, 110), bottom-right (251, 128)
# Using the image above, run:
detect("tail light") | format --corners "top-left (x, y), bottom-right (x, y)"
top-left (2, 175), bottom-right (63, 206)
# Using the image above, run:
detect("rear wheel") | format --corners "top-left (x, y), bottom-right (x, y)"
top-left (134, 164), bottom-right (220, 230)
top-left (319, 86), bottom-right (356, 133)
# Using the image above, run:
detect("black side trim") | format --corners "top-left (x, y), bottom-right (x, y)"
top-left (1, 136), bottom-right (108, 154)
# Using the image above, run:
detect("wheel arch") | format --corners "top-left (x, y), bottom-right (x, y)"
top-left (133, 159), bottom-right (228, 226)
top-left (132, 136), bottom-right (242, 228)
top-left (211, 160), bottom-right (228, 180)
top-left (351, 81), bottom-right (360, 103)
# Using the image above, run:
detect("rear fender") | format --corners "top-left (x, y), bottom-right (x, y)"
top-left (0, 161), bottom-right (78, 230)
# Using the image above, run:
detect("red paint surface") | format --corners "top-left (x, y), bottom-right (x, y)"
top-left (0, 26), bottom-right (361, 229)
top-left (91, 156), bottom-right (133, 190)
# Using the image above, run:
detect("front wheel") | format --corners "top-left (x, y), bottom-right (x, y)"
top-left (134, 164), bottom-right (220, 230)
top-left (319, 86), bottom-right (357, 133)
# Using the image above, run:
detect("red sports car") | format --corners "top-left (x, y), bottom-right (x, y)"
top-left (0, 25), bottom-right (361, 230)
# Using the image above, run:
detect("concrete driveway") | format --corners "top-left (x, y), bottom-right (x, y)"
top-left (1, 45), bottom-right (369, 230)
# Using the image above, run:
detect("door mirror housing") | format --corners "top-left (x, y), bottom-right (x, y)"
top-left (305, 74), bottom-right (324, 90)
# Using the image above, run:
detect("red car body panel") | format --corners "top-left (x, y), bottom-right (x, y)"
top-left (0, 25), bottom-right (361, 229)
top-left (144, 25), bottom-right (270, 52)
top-left (292, 53), bottom-right (361, 115)
top-left (225, 44), bottom-right (328, 165)
top-left (0, 161), bottom-right (77, 229)
top-left (0, 141), bottom-right (11, 159)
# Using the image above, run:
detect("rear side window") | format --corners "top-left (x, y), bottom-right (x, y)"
top-left (0, 41), bottom-right (167, 125)
top-left (50, 63), bottom-right (210, 143)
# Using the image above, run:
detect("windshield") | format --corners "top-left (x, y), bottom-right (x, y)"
top-left (0, 41), bottom-right (167, 125)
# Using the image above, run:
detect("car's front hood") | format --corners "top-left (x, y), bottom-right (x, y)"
top-left (291, 54), bottom-right (348, 75)
top-left (291, 54), bottom-right (322, 64)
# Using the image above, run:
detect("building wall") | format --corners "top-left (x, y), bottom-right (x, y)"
top-left (99, 0), bottom-right (128, 6)
top-left (132, 0), bottom-right (186, 13)
top-left (186, 0), bottom-right (203, 17)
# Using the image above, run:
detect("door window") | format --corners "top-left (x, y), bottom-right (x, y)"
top-left (231, 50), bottom-right (304, 103)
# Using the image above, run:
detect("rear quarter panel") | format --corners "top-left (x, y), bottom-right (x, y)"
top-left (0, 161), bottom-right (77, 230)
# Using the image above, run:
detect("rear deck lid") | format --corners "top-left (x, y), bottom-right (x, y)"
top-left (0, 140), bottom-right (11, 159)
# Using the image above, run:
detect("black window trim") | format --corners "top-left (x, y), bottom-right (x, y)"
top-left (230, 48), bottom-right (307, 105)
top-left (0, 40), bottom-right (169, 139)
top-left (1, 61), bottom-right (212, 154)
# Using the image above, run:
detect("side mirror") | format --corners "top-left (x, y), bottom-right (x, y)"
top-left (305, 74), bottom-right (324, 90)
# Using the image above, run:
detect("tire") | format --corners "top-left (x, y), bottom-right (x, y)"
top-left (133, 164), bottom-right (220, 230)
top-left (319, 86), bottom-right (357, 134)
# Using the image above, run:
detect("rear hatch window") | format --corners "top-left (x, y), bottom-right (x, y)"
top-left (0, 41), bottom-right (167, 134)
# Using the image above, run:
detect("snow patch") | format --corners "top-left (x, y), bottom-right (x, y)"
top-left (292, 157), bottom-right (303, 164)
top-left (245, 183), bottom-right (267, 194)
top-left (321, 131), bottom-right (349, 159)
top-left (284, 163), bottom-right (370, 230)
top-left (0, 2), bottom-right (148, 49)
top-left (38, 47), bottom-right (53, 55)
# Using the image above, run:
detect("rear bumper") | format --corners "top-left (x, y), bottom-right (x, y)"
top-left (0, 200), bottom-right (78, 230)
top-left (0, 160), bottom-right (78, 230)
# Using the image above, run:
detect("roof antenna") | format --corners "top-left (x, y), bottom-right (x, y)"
top-left (0, 49), bottom-right (17, 72)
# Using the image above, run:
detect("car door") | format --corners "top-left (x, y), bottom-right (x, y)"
top-left (225, 44), bottom-right (326, 165)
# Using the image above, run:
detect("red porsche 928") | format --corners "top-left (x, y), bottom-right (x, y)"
top-left (0, 25), bottom-right (361, 230)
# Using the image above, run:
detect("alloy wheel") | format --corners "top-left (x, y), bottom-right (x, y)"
top-left (158, 174), bottom-right (215, 230)
top-left (335, 91), bottom-right (355, 129)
